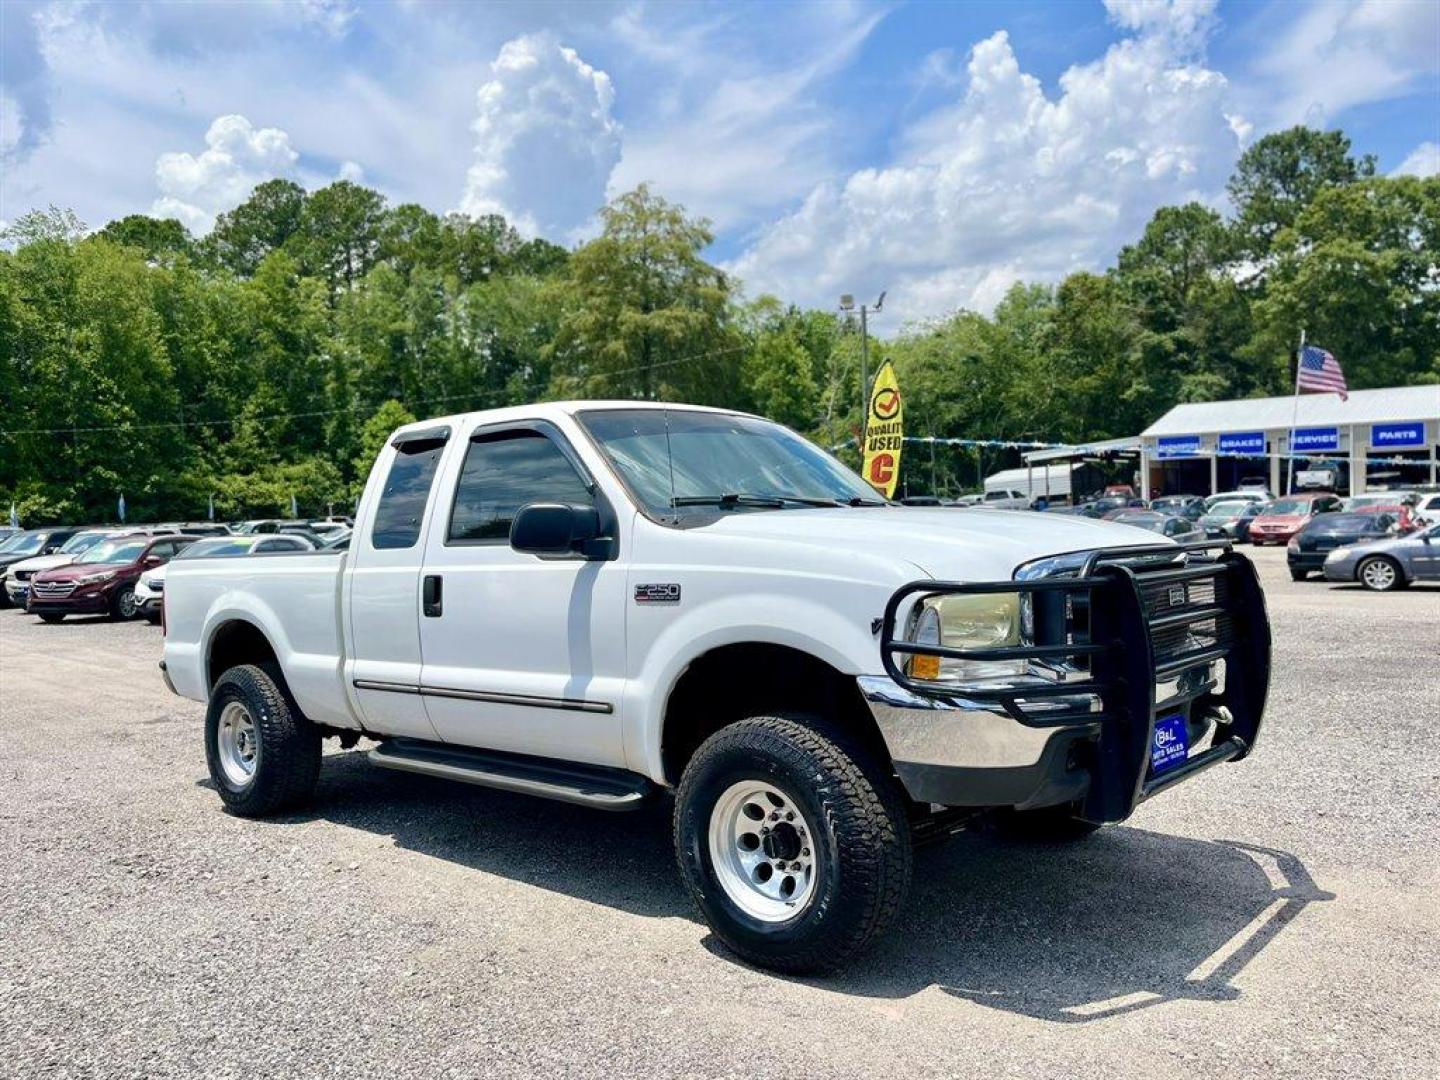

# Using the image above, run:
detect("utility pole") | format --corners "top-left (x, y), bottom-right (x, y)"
top-left (839, 291), bottom-right (886, 423)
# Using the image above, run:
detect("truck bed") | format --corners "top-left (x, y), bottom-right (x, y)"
top-left (163, 550), bottom-right (353, 728)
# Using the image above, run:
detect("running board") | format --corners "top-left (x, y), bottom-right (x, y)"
top-left (368, 739), bottom-right (653, 811)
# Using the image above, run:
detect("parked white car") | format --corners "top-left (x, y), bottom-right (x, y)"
top-left (163, 402), bottom-right (1271, 973)
top-left (138, 533), bottom-right (318, 623)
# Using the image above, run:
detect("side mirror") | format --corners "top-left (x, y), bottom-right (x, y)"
top-left (510, 503), bottom-right (607, 559)
top-left (143, 554), bottom-right (164, 566)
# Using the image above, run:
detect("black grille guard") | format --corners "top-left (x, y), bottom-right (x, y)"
top-left (880, 540), bottom-right (1271, 822)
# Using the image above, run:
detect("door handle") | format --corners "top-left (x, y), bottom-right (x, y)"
top-left (422, 574), bottom-right (443, 617)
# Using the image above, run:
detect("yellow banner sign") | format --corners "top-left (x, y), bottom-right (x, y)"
top-left (862, 360), bottom-right (903, 498)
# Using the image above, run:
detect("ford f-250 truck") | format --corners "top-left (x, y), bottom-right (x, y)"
top-left (162, 402), bottom-right (1270, 973)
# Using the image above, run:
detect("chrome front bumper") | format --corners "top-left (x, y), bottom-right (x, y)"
top-left (857, 675), bottom-right (1099, 808)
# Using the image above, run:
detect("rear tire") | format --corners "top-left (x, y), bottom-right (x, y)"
top-left (674, 715), bottom-right (911, 974)
top-left (1289, 567), bottom-right (1308, 581)
top-left (997, 803), bottom-right (1102, 842)
top-left (205, 663), bottom-right (321, 816)
top-left (1357, 556), bottom-right (1404, 592)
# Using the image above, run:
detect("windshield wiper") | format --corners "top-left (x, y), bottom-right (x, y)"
top-left (844, 495), bottom-right (887, 507)
top-left (671, 493), bottom-right (842, 509)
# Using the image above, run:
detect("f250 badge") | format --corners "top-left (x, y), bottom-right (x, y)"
top-left (635, 583), bottom-right (681, 605)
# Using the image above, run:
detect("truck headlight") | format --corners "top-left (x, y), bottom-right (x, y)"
top-left (906, 592), bottom-right (1025, 683)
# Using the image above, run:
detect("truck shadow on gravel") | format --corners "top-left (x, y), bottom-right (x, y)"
top-left (831, 830), bottom-right (1334, 1021)
top-left (271, 752), bottom-right (1333, 1018)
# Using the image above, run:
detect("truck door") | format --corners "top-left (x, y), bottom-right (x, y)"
top-left (344, 426), bottom-right (453, 740)
top-left (416, 419), bottom-right (627, 767)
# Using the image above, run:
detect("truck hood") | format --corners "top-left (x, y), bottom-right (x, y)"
top-left (694, 506), bottom-right (1173, 578)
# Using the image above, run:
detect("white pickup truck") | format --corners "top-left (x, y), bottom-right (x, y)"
top-left (163, 402), bottom-right (1271, 972)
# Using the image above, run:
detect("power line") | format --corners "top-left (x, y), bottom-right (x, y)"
top-left (0, 342), bottom-right (751, 439)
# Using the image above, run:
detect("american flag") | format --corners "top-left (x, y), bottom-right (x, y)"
top-left (1298, 344), bottom-right (1348, 400)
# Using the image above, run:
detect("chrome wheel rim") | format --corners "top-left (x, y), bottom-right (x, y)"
top-left (1361, 559), bottom-right (1395, 590)
top-left (708, 780), bottom-right (819, 923)
top-left (217, 701), bottom-right (259, 786)
top-left (117, 589), bottom-right (138, 618)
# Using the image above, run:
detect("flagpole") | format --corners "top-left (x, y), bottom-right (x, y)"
top-left (1287, 329), bottom-right (1305, 496)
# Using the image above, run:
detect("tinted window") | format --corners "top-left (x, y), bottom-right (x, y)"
top-left (372, 438), bottom-right (446, 549)
top-left (449, 431), bottom-right (593, 543)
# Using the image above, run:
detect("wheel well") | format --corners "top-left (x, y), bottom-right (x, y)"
top-left (661, 643), bottom-right (889, 786)
top-left (207, 619), bottom-right (279, 691)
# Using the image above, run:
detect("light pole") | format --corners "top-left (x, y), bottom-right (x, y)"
top-left (839, 291), bottom-right (885, 422)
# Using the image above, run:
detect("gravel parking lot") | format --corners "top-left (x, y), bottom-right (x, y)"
top-left (2, 545), bottom-right (1436, 1079)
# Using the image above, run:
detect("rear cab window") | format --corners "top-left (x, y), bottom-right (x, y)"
top-left (371, 428), bottom-right (450, 550)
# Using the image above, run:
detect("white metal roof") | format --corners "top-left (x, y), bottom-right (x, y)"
top-left (986, 464), bottom-right (1079, 485)
top-left (1023, 436), bottom-right (1142, 464)
top-left (1142, 385), bottom-right (1440, 438)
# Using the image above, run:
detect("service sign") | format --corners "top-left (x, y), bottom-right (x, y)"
top-left (1291, 427), bottom-right (1339, 453)
top-left (1218, 431), bottom-right (1265, 455)
top-left (1371, 421), bottom-right (1425, 450)
top-left (1157, 435), bottom-right (1202, 459)
top-left (862, 361), bottom-right (903, 498)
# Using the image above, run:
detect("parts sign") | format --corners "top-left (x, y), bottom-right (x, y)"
top-left (862, 361), bottom-right (904, 498)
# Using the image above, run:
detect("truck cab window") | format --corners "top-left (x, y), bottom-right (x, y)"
top-left (449, 430), bottom-right (593, 543)
top-left (372, 438), bottom-right (446, 549)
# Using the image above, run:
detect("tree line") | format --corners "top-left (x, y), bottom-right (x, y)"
top-left (1, 126), bottom-right (1435, 521)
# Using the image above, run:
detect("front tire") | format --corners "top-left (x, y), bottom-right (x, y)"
top-left (205, 664), bottom-right (321, 816)
top-left (37, 612), bottom-right (64, 624)
top-left (111, 585), bottom-right (140, 620)
top-left (674, 716), bottom-right (911, 974)
top-left (1357, 556), bottom-right (1404, 592)
top-left (1289, 567), bottom-right (1308, 581)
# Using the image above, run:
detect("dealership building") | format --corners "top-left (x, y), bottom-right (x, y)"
top-left (1020, 385), bottom-right (1439, 500)
top-left (1138, 385), bottom-right (1439, 498)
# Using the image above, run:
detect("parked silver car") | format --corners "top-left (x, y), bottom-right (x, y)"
top-left (1321, 523), bottom-right (1440, 591)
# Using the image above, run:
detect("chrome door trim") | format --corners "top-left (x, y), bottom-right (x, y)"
top-left (352, 678), bottom-right (613, 715)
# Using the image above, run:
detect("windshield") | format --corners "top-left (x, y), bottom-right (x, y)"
top-left (578, 409), bottom-right (883, 515)
top-left (176, 537), bottom-right (258, 559)
top-left (83, 539), bottom-right (148, 564)
top-left (1203, 501), bottom-right (1251, 518)
top-left (1264, 498), bottom-right (1310, 515)
top-left (59, 531), bottom-right (108, 555)
top-left (1, 532), bottom-right (47, 555)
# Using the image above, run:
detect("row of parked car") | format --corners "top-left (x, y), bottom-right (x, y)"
top-left (0, 518), bottom-right (353, 623)
top-left (1071, 487), bottom-right (1439, 591)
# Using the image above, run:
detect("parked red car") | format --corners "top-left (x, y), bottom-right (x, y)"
top-left (28, 534), bottom-right (198, 622)
top-left (1246, 493), bottom-right (1342, 546)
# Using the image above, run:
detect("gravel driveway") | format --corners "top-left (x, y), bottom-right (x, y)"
top-left (2, 546), bottom-right (1436, 1079)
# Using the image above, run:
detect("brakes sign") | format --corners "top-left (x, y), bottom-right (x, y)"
top-left (862, 361), bottom-right (903, 499)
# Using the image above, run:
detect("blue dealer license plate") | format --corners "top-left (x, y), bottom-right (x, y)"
top-left (1151, 714), bottom-right (1189, 774)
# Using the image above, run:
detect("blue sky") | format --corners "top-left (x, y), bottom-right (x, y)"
top-left (2, 0), bottom-right (1436, 326)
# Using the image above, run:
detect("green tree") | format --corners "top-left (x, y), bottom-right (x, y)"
top-left (291, 181), bottom-right (388, 293)
top-left (352, 399), bottom-right (417, 490)
top-left (547, 185), bottom-right (738, 402)
top-left (1228, 126), bottom-right (1375, 260)
top-left (97, 215), bottom-right (194, 263)
top-left (205, 179), bottom-right (307, 277)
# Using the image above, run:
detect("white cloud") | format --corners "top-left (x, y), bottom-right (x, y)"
top-left (1393, 141), bottom-right (1440, 177)
top-left (151, 114), bottom-right (299, 233)
top-left (337, 159), bottom-right (365, 183)
top-left (606, 4), bottom-right (885, 233)
top-left (459, 33), bottom-right (621, 239)
top-left (728, 12), bottom-right (1242, 326)
top-left (1246, 0), bottom-right (1440, 126)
